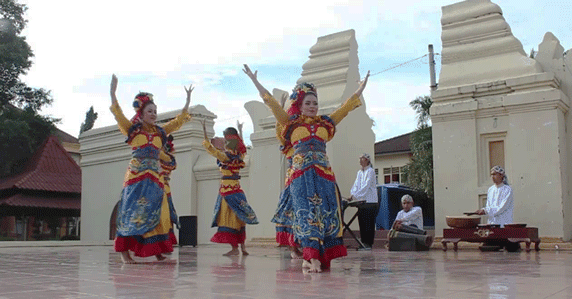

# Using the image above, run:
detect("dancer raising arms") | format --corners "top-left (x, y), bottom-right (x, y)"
top-left (243, 64), bottom-right (370, 273)
top-left (201, 120), bottom-right (258, 256)
top-left (110, 74), bottom-right (192, 264)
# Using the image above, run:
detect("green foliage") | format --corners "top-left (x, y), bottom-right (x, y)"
top-left (0, 106), bottom-right (56, 176)
top-left (409, 95), bottom-right (432, 127)
top-left (79, 106), bottom-right (98, 135)
top-left (403, 95), bottom-right (434, 199)
top-left (403, 125), bottom-right (433, 199)
top-left (0, 0), bottom-right (58, 176)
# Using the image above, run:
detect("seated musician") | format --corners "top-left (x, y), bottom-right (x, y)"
top-left (389, 195), bottom-right (431, 250)
top-left (394, 195), bottom-right (423, 229)
top-left (474, 165), bottom-right (518, 251)
top-left (348, 153), bottom-right (379, 249)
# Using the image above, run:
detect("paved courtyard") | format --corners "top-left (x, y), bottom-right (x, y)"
top-left (0, 244), bottom-right (571, 298)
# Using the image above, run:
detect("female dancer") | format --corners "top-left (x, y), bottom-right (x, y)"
top-left (243, 64), bottom-right (370, 272)
top-left (201, 121), bottom-right (258, 256)
top-left (110, 74), bottom-right (192, 264)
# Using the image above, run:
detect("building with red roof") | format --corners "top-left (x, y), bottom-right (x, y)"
top-left (0, 135), bottom-right (81, 241)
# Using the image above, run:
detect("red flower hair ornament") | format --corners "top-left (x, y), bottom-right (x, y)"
top-left (130, 92), bottom-right (155, 123)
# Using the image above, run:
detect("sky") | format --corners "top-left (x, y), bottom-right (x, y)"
top-left (16, 0), bottom-right (572, 144)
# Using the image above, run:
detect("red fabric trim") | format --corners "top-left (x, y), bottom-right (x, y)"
top-left (302, 244), bottom-right (347, 270)
top-left (210, 231), bottom-right (246, 247)
top-left (124, 172), bottom-right (164, 188)
top-left (276, 231), bottom-right (298, 247)
top-left (114, 232), bottom-right (177, 258)
top-left (219, 186), bottom-right (244, 196)
top-left (288, 165), bottom-right (336, 184)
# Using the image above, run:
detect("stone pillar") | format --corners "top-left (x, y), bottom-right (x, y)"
top-left (298, 29), bottom-right (375, 197)
top-left (432, 0), bottom-right (572, 239)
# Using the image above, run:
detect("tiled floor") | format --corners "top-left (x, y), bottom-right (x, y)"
top-left (0, 245), bottom-right (571, 298)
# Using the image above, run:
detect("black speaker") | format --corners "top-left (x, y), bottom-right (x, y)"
top-left (179, 216), bottom-right (197, 247)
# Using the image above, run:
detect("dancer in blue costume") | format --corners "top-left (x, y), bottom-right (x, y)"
top-left (201, 121), bottom-right (258, 256)
top-left (244, 64), bottom-right (370, 272)
top-left (110, 74), bottom-right (192, 264)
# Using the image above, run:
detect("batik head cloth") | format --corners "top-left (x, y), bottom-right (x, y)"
top-left (490, 165), bottom-right (505, 175)
top-left (287, 82), bottom-right (317, 116)
top-left (131, 92), bottom-right (155, 123)
top-left (490, 165), bottom-right (509, 185)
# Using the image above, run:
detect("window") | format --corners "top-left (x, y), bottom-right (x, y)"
top-left (383, 166), bottom-right (405, 184)
top-left (489, 140), bottom-right (504, 169)
top-left (374, 168), bottom-right (379, 184)
top-left (479, 132), bottom-right (506, 186)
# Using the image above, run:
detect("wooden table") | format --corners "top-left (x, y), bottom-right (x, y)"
top-left (441, 227), bottom-right (540, 252)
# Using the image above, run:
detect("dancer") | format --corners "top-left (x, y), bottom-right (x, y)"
top-left (272, 117), bottom-right (303, 259)
top-left (243, 64), bottom-right (370, 272)
top-left (201, 120), bottom-right (258, 256)
top-left (160, 135), bottom-right (180, 233)
top-left (110, 74), bottom-right (192, 264)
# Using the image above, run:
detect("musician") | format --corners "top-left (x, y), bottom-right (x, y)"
top-left (349, 153), bottom-right (379, 249)
top-left (474, 165), bottom-right (518, 251)
top-left (394, 194), bottom-right (423, 229)
top-left (475, 165), bottom-right (513, 226)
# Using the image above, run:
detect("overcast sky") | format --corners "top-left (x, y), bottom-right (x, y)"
top-left (18, 0), bottom-right (572, 144)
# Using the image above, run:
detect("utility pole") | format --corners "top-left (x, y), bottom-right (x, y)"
top-left (428, 44), bottom-right (437, 91)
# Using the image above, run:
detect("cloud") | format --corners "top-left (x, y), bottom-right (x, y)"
top-left (18, 0), bottom-right (572, 142)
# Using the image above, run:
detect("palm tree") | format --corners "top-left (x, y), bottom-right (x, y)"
top-left (409, 95), bottom-right (433, 128)
top-left (403, 95), bottom-right (434, 199)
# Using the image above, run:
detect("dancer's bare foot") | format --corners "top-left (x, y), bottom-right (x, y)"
top-left (155, 254), bottom-right (166, 261)
top-left (290, 247), bottom-right (303, 259)
top-left (240, 244), bottom-right (249, 255)
top-left (223, 247), bottom-right (240, 256)
top-left (302, 260), bottom-right (311, 268)
top-left (120, 251), bottom-right (136, 264)
top-left (307, 258), bottom-right (322, 273)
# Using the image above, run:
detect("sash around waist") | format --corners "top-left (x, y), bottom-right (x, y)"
top-left (291, 151), bottom-right (329, 170)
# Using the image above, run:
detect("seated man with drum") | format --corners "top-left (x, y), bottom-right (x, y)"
top-left (388, 195), bottom-right (432, 251)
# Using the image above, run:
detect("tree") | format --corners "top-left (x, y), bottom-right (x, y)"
top-left (0, 0), bottom-right (58, 176)
top-left (79, 106), bottom-right (98, 135)
top-left (403, 95), bottom-right (434, 199)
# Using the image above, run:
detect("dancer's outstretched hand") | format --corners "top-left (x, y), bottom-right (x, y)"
top-left (110, 74), bottom-right (118, 104)
top-left (183, 84), bottom-right (194, 113)
top-left (236, 120), bottom-right (244, 139)
top-left (354, 71), bottom-right (371, 97)
top-left (243, 64), bottom-right (270, 99)
top-left (242, 64), bottom-right (257, 81)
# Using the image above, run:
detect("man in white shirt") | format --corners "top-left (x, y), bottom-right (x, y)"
top-left (389, 195), bottom-right (431, 251)
top-left (349, 153), bottom-right (378, 249)
top-left (394, 194), bottom-right (423, 229)
top-left (475, 165), bottom-right (513, 226)
top-left (475, 165), bottom-right (518, 251)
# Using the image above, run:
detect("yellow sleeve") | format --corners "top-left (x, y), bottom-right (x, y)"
top-left (275, 122), bottom-right (286, 146)
top-left (202, 139), bottom-right (229, 162)
top-left (159, 151), bottom-right (172, 163)
top-left (109, 102), bottom-right (133, 136)
top-left (262, 93), bottom-right (289, 126)
top-left (162, 110), bottom-right (192, 135)
top-left (329, 94), bottom-right (362, 125)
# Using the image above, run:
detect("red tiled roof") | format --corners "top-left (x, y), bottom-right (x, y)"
top-left (0, 136), bottom-right (81, 193)
top-left (374, 132), bottom-right (413, 155)
top-left (0, 193), bottom-right (80, 210)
